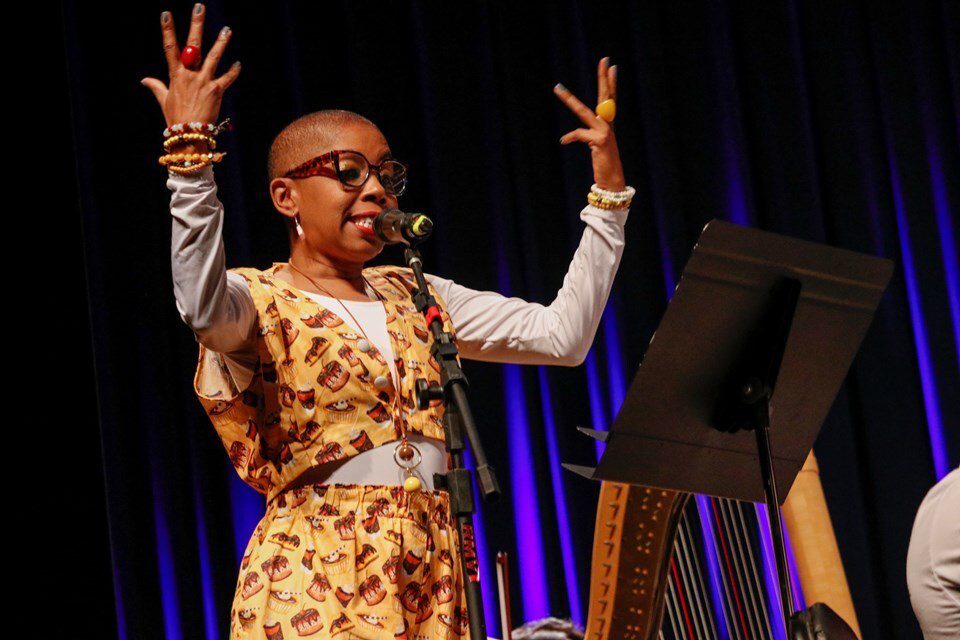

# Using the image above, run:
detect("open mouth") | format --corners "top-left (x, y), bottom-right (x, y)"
top-left (348, 212), bottom-right (378, 237)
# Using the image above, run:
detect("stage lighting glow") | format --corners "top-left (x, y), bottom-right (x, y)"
top-left (538, 366), bottom-right (584, 624)
top-left (505, 364), bottom-right (551, 620)
top-left (886, 146), bottom-right (951, 479)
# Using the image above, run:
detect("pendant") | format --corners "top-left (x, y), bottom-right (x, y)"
top-left (397, 441), bottom-right (415, 461)
top-left (394, 438), bottom-right (424, 492)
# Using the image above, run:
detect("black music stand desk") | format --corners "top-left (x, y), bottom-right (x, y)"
top-left (564, 219), bottom-right (892, 634)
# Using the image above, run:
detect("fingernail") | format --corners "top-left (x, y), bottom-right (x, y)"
top-left (220, 26), bottom-right (231, 38)
top-left (232, 61), bottom-right (241, 68)
top-left (194, 3), bottom-right (203, 15)
top-left (161, 11), bottom-right (170, 23)
top-left (612, 65), bottom-right (618, 77)
top-left (555, 83), bottom-right (566, 92)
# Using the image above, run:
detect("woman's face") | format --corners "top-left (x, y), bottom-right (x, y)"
top-left (292, 122), bottom-right (399, 265)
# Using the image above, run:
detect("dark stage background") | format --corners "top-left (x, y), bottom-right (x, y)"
top-left (66, 1), bottom-right (959, 639)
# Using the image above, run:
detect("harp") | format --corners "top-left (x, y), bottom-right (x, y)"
top-left (583, 451), bottom-right (861, 639)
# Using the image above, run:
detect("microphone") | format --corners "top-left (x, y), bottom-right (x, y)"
top-left (373, 208), bottom-right (434, 245)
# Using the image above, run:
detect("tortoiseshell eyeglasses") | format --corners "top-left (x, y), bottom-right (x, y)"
top-left (283, 149), bottom-right (408, 197)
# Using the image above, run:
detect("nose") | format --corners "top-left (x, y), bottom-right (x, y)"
top-left (359, 170), bottom-right (391, 206)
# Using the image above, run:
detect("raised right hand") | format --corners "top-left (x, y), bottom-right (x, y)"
top-left (141, 4), bottom-right (240, 131)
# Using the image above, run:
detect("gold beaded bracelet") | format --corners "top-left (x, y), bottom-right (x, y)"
top-left (164, 160), bottom-right (221, 176)
top-left (159, 151), bottom-right (225, 165)
top-left (160, 151), bottom-right (226, 176)
top-left (158, 118), bottom-right (232, 175)
top-left (163, 132), bottom-right (217, 152)
top-left (588, 190), bottom-right (633, 210)
top-left (167, 160), bottom-right (219, 175)
top-left (587, 183), bottom-right (635, 210)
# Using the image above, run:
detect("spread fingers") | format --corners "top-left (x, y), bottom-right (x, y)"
top-left (598, 57), bottom-right (610, 102)
top-left (202, 26), bottom-right (232, 76)
top-left (186, 3), bottom-right (205, 49)
top-left (554, 84), bottom-right (602, 129)
top-left (160, 11), bottom-right (180, 73)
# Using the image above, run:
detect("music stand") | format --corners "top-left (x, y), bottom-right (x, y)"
top-left (564, 219), bottom-right (892, 636)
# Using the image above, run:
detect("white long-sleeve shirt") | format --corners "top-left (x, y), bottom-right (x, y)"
top-left (168, 165), bottom-right (632, 487)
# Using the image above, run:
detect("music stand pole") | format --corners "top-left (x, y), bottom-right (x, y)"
top-left (713, 275), bottom-right (803, 628)
top-left (755, 402), bottom-right (794, 622)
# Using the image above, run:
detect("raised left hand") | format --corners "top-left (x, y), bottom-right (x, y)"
top-left (554, 57), bottom-right (626, 192)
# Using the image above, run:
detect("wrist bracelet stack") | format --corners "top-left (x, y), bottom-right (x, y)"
top-left (588, 183), bottom-right (635, 210)
top-left (159, 151), bottom-right (227, 175)
top-left (163, 132), bottom-right (218, 152)
top-left (160, 118), bottom-right (232, 175)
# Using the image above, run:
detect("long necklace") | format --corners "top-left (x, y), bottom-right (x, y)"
top-left (286, 259), bottom-right (424, 492)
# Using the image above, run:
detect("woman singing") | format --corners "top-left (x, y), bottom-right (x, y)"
top-left (143, 5), bottom-right (634, 638)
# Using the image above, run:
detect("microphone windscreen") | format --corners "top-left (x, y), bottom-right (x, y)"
top-left (410, 214), bottom-right (433, 238)
top-left (373, 208), bottom-right (405, 244)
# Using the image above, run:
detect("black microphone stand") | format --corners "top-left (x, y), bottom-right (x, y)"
top-left (401, 244), bottom-right (501, 640)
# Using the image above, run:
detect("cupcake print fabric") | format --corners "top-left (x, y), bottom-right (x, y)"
top-left (232, 484), bottom-right (470, 639)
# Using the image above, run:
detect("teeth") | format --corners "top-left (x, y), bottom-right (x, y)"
top-left (353, 217), bottom-right (374, 229)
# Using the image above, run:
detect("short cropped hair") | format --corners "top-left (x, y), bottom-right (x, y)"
top-left (267, 109), bottom-right (380, 181)
top-left (512, 617), bottom-right (585, 640)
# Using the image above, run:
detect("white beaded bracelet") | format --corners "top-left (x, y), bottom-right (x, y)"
top-left (587, 184), bottom-right (636, 210)
top-left (591, 183), bottom-right (636, 200)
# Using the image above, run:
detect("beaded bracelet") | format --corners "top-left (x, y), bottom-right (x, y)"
top-left (160, 151), bottom-right (226, 176)
top-left (166, 160), bottom-right (219, 176)
top-left (158, 118), bottom-right (232, 174)
top-left (163, 132), bottom-right (217, 152)
top-left (588, 184), bottom-right (635, 210)
top-left (159, 151), bottom-right (225, 165)
top-left (590, 182), bottom-right (636, 200)
top-left (588, 192), bottom-right (633, 210)
top-left (167, 163), bottom-right (213, 176)
top-left (162, 118), bottom-right (232, 138)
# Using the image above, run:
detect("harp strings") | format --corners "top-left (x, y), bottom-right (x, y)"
top-left (733, 501), bottom-right (774, 638)
top-left (679, 513), bottom-right (717, 639)
top-left (721, 498), bottom-right (767, 639)
top-left (662, 496), bottom-right (782, 640)
top-left (702, 497), bottom-right (742, 640)
top-left (674, 516), bottom-right (712, 640)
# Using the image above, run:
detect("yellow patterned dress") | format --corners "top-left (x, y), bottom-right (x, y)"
top-left (193, 263), bottom-right (471, 640)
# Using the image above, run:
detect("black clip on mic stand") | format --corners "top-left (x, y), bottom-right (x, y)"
top-left (402, 245), bottom-right (501, 640)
